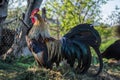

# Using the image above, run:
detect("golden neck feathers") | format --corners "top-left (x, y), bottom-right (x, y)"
top-left (28, 14), bottom-right (51, 40)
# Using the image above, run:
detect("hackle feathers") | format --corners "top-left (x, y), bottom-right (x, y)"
top-left (28, 14), bottom-right (51, 40)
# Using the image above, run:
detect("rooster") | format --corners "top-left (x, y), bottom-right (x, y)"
top-left (26, 8), bottom-right (103, 76)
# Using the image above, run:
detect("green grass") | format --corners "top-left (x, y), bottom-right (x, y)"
top-left (0, 56), bottom-right (36, 80)
top-left (100, 38), bottom-right (117, 52)
top-left (0, 54), bottom-right (120, 80)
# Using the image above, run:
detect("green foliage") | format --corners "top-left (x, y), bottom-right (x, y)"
top-left (100, 38), bottom-right (116, 52)
top-left (95, 26), bottom-right (114, 39)
top-left (45, 0), bottom-right (109, 35)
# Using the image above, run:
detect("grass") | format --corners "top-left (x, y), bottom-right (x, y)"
top-left (100, 38), bottom-right (117, 52)
top-left (0, 54), bottom-right (120, 80)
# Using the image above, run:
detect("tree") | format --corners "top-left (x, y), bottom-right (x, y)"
top-left (107, 6), bottom-right (120, 25)
top-left (45, 0), bottom-right (109, 35)
top-left (3, 0), bottom-right (43, 59)
top-left (0, 0), bottom-right (9, 46)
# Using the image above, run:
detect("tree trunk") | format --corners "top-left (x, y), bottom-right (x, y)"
top-left (0, 24), bottom-right (2, 45)
top-left (3, 0), bottom-right (43, 59)
top-left (0, 0), bottom-right (9, 46)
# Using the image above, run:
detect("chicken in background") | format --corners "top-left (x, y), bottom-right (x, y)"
top-left (102, 40), bottom-right (120, 60)
top-left (101, 25), bottom-right (120, 64)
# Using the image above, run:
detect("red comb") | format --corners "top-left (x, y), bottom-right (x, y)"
top-left (31, 8), bottom-right (39, 17)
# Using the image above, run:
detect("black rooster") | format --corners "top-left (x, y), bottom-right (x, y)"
top-left (25, 8), bottom-right (103, 76)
